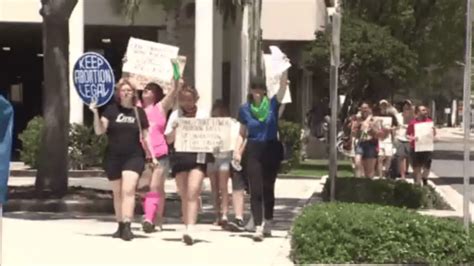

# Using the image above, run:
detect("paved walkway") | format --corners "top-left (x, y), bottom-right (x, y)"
top-left (3, 175), bottom-right (322, 265)
top-left (421, 127), bottom-right (474, 220)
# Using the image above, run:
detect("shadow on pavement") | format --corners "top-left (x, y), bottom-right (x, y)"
top-left (80, 233), bottom-right (150, 239)
top-left (4, 197), bottom-right (305, 232)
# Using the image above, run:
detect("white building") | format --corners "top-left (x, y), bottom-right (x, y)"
top-left (0, 0), bottom-right (326, 158)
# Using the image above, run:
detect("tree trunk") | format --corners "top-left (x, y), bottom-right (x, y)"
top-left (36, 0), bottom-right (77, 197)
top-left (248, 0), bottom-right (263, 78)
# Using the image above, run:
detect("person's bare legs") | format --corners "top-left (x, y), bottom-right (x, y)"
top-left (422, 167), bottom-right (430, 185)
top-left (384, 156), bottom-right (392, 178)
top-left (218, 170), bottom-right (230, 222)
top-left (377, 156), bottom-right (385, 178)
top-left (354, 155), bottom-right (363, 177)
top-left (363, 158), bottom-right (377, 179)
top-left (110, 179), bottom-right (123, 238)
top-left (120, 171), bottom-right (140, 241)
top-left (175, 172), bottom-right (189, 224)
top-left (399, 157), bottom-right (408, 179)
top-left (413, 166), bottom-right (422, 185)
top-left (182, 168), bottom-right (205, 245)
top-left (121, 171), bottom-right (140, 222)
top-left (209, 169), bottom-right (221, 223)
top-left (185, 168), bottom-right (205, 225)
top-left (149, 165), bottom-right (166, 228)
top-left (110, 179), bottom-right (123, 222)
top-left (232, 189), bottom-right (245, 220)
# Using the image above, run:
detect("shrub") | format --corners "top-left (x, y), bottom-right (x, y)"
top-left (17, 116), bottom-right (44, 169)
top-left (18, 118), bottom-right (107, 170)
top-left (279, 120), bottom-right (303, 172)
top-left (291, 203), bottom-right (474, 264)
top-left (322, 177), bottom-right (451, 210)
top-left (69, 123), bottom-right (107, 170)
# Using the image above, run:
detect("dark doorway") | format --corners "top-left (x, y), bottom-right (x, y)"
top-left (0, 23), bottom-right (43, 160)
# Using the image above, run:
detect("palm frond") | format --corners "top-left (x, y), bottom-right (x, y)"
top-left (121, 0), bottom-right (142, 25)
top-left (215, 0), bottom-right (245, 23)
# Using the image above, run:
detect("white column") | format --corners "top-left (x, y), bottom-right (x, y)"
top-left (240, 5), bottom-right (250, 105)
top-left (195, 0), bottom-right (215, 112)
top-left (69, 0), bottom-right (84, 125)
top-left (230, 7), bottom-right (244, 116)
top-left (213, 9), bottom-right (223, 101)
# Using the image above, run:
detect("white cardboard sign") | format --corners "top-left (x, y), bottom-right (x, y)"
top-left (175, 118), bottom-right (239, 153)
top-left (264, 46), bottom-right (292, 103)
top-left (122, 37), bottom-right (182, 91)
top-left (414, 121), bottom-right (434, 152)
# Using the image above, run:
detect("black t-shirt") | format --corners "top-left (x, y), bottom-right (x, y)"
top-left (102, 103), bottom-right (149, 156)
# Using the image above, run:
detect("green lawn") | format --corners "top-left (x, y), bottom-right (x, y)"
top-left (285, 159), bottom-right (353, 178)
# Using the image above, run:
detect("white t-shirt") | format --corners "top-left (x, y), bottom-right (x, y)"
top-left (395, 113), bottom-right (408, 142)
top-left (164, 108), bottom-right (210, 137)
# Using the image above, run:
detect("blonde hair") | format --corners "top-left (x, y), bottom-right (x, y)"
top-left (114, 78), bottom-right (138, 104)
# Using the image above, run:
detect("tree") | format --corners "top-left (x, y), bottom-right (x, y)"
top-left (341, 0), bottom-right (466, 103)
top-left (343, 0), bottom-right (465, 69)
top-left (36, 0), bottom-right (78, 197)
top-left (305, 15), bottom-right (418, 104)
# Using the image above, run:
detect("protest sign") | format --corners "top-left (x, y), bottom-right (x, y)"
top-left (73, 52), bottom-right (115, 107)
top-left (374, 116), bottom-right (393, 155)
top-left (0, 96), bottom-right (13, 204)
top-left (264, 46), bottom-right (292, 103)
top-left (175, 118), bottom-right (238, 153)
top-left (122, 37), bottom-right (183, 91)
top-left (415, 121), bottom-right (434, 152)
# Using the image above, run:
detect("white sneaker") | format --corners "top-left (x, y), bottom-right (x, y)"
top-left (183, 225), bottom-right (195, 245)
top-left (252, 226), bottom-right (264, 242)
top-left (263, 220), bottom-right (273, 237)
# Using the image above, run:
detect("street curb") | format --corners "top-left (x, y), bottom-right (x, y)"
top-left (272, 175), bottom-right (326, 266)
top-left (426, 179), bottom-right (457, 211)
top-left (4, 194), bottom-right (181, 214)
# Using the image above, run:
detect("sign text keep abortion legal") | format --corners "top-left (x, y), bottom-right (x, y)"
top-left (73, 52), bottom-right (115, 107)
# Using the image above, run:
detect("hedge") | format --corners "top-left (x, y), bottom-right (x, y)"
top-left (18, 116), bottom-right (107, 170)
top-left (322, 177), bottom-right (451, 210)
top-left (291, 203), bottom-right (474, 264)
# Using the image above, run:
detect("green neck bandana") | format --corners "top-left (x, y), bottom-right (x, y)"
top-left (250, 96), bottom-right (270, 122)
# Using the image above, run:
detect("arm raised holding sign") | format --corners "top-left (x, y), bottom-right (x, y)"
top-left (275, 70), bottom-right (290, 104)
top-left (90, 101), bottom-right (108, 135)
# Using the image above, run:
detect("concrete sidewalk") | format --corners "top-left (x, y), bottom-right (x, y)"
top-left (3, 176), bottom-right (323, 265)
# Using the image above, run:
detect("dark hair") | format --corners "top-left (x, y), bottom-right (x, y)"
top-left (211, 99), bottom-right (230, 117)
top-left (250, 77), bottom-right (267, 91)
top-left (247, 76), bottom-right (267, 102)
top-left (142, 82), bottom-right (165, 104)
top-left (415, 105), bottom-right (427, 113)
top-left (179, 83), bottom-right (199, 100)
top-left (359, 101), bottom-right (372, 109)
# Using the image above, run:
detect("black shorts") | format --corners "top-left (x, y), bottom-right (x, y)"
top-left (104, 154), bottom-right (146, 181)
top-left (411, 150), bottom-right (433, 169)
top-left (170, 152), bottom-right (207, 177)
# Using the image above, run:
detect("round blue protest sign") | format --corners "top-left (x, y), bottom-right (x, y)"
top-left (73, 52), bottom-right (115, 107)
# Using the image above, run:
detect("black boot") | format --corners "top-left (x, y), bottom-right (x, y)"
top-left (112, 222), bottom-right (124, 238)
top-left (121, 222), bottom-right (134, 241)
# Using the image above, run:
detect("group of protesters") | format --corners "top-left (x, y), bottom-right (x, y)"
top-left (88, 72), bottom-right (287, 245)
top-left (343, 99), bottom-right (436, 185)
